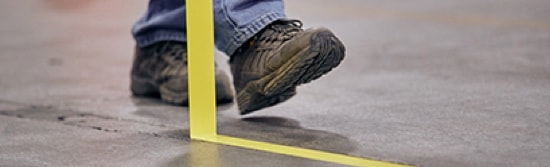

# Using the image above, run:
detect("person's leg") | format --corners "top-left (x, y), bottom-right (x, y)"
top-left (214, 0), bottom-right (346, 114)
top-left (130, 0), bottom-right (233, 105)
top-left (130, 0), bottom-right (346, 113)
top-left (132, 0), bottom-right (187, 47)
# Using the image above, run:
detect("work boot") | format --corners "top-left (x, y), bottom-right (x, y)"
top-left (131, 41), bottom-right (234, 105)
top-left (230, 20), bottom-right (345, 115)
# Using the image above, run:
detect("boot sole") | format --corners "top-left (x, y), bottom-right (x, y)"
top-left (132, 75), bottom-right (234, 106)
top-left (160, 80), bottom-right (235, 106)
top-left (238, 29), bottom-right (345, 115)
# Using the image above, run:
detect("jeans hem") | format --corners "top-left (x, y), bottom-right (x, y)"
top-left (220, 12), bottom-right (286, 56)
top-left (135, 31), bottom-right (187, 48)
top-left (134, 12), bottom-right (286, 53)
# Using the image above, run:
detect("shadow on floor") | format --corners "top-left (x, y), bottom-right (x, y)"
top-left (219, 116), bottom-right (357, 155)
top-left (131, 96), bottom-right (357, 153)
top-left (130, 96), bottom-right (358, 166)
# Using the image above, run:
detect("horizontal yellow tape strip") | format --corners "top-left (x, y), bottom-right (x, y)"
top-left (199, 135), bottom-right (410, 167)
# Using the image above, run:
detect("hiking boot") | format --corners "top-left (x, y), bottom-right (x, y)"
top-left (230, 20), bottom-right (345, 115)
top-left (131, 41), bottom-right (234, 105)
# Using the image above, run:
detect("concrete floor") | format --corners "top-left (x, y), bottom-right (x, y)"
top-left (1, 0), bottom-right (549, 166)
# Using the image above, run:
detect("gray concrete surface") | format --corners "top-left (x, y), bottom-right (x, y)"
top-left (1, 0), bottom-right (549, 166)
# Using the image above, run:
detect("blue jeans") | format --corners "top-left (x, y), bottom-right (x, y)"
top-left (132, 0), bottom-right (287, 56)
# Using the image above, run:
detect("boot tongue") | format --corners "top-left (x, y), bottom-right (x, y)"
top-left (255, 20), bottom-right (304, 73)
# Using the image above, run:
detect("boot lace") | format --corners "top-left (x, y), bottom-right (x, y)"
top-left (240, 19), bottom-right (303, 53)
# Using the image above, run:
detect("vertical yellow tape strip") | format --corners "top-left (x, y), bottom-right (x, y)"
top-left (186, 0), bottom-right (217, 141)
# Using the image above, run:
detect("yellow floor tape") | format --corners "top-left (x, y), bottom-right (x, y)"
top-left (214, 135), bottom-right (408, 167)
top-left (186, 0), bottom-right (217, 140)
top-left (185, 0), bottom-right (409, 166)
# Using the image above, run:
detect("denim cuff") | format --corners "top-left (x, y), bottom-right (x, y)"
top-left (219, 12), bottom-right (286, 56)
top-left (134, 31), bottom-right (187, 48)
top-left (133, 12), bottom-right (286, 56)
